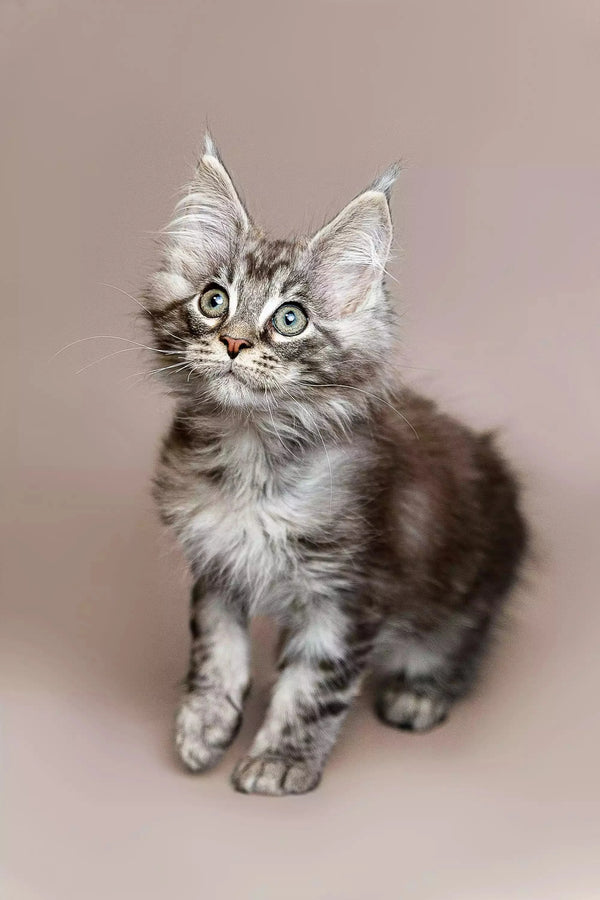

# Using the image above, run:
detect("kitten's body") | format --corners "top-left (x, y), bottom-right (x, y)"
top-left (146, 137), bottom-right (527, 795)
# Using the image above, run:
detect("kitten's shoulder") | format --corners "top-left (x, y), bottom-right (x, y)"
top-left (380, 385), bottom-right (500, 469)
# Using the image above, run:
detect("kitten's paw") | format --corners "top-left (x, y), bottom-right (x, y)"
top-left (231, 753), bottom-right (321, 796)
top-left (175, 691), bottom-right (242, 773)
top-left (375, 686), bottom-right (449, 733)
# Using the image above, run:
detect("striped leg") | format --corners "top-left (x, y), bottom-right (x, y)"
top-left (231, 612), bottom-right (377, 796)
top-left (175, 584), bottom-right (250, 772)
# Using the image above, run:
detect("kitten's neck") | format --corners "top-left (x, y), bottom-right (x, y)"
top-left (177, 383), bottom-right (378, 457)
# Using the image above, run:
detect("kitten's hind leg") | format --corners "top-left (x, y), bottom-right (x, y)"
top-left (374, 616), bottom-right (493, 733)
top-left (175, 582), bottom-right (250, 772)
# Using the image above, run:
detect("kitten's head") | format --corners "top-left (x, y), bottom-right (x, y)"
top-left (144, 135), bottom-right (398, 414)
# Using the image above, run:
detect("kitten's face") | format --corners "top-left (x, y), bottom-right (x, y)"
top-left (145, 137), bottom-right (397, 411)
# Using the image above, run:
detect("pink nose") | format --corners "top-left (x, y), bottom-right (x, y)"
top-left (220, 335), bottom-right (253, 359)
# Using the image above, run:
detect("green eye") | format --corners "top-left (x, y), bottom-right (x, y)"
top-left (272, 303), bottom-right (308, 336)
top-left (198, 286), bottom-right (229, 318)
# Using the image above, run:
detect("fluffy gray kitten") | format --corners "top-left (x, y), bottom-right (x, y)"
top-left (144, 135), bottom-right (527, 796)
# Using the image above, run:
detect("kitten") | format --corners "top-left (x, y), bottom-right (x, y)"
top-left (143, 135), bottom-right (527, 796)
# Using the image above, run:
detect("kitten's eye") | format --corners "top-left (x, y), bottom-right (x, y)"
top-left (198, 286), bottom-right (229, 318)
top-left (271, 303), bottom-right (308, 336)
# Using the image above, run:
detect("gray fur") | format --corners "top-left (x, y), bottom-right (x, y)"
top-left (143, 138), bottom-right (527, 795)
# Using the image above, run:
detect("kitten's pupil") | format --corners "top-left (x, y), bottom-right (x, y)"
top-left (210, 294), bottom-right (223, 308)
top-left (284, 311), bottom-right (296, 325)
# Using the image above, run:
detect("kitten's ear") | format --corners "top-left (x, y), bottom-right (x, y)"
top-left (309, 168), bottom-right (398, 315)
top-left (167, 132), bottom-right (250, 267)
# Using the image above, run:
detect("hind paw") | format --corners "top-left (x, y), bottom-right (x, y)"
top-left (376, 686), bottom-right (450, 732)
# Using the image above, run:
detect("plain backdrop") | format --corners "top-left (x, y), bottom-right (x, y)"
top-left (2, 1), bottom-right (600, 898)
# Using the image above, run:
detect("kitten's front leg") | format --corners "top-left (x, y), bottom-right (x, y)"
top-left (175, 582), bottom-right (250, 773)
top-left (232, 612), bottom-right (377, 796)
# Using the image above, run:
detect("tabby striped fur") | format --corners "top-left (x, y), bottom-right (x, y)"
top-left (144, 136), bottom-right (527, 795)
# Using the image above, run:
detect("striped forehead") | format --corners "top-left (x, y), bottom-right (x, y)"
top-left (230, 237), bottom-right (307, 320)
top-left (241, 239), bottom-right (298, 283)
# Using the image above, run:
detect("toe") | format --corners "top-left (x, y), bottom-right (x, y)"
top-left (376, 689), bottom-right (449, 733)
top-left (232, 755), bottom-right (321, 796)
top-left (175, 692), bottom-right (241, 773)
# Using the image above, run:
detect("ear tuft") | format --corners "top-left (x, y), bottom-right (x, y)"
top-left (369, 162), bottom-right (402, 201)
top-left (203, 130), bottom-right (219, 161)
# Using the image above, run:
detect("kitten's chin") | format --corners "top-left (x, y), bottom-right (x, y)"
top-left (189, 363), bottom-right (296, 410)
top-left (202, 369), bottom-right (265, 409)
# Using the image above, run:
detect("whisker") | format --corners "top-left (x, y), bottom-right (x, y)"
top-left (125, 362), bottom-right (193, 392)
top-left (74, 346), bottom-right (185, 375)
top-left (99, 282), bottom-right (187, 346)
top-left (125, 361), bottom-right (192, 382)
top-left (302, 382), bottom-right (419, 439)
top-left (100, 282), bottom-right (155, 317)
top-left (313, 418), bottom-right (334, 513)
top-left (51, 334), bottom-right (188, 364)
top-left (280, 383), bottom-right (334, 510)
top-left (53, 334), bottom-right (164, 359)
top-left (264, 388), bottom-right (300, 460)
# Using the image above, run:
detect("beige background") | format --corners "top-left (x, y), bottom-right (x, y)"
top-left (2, 1), bottom-right (600, 897)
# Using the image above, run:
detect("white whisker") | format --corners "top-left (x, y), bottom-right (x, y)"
top-left (74, 345), bottom-right (185, 375)
top-left (126, 361), bottom-right (192, 382)
top-left (304, 382), bottom-right (419, 439)
top-left (51, 334), bottom-right (187, 362)
top-left (125, 362), bottom-right (193, 392)
top-left (313, 418), bottom-right (334, 513)
top-left (100, 282), bottom-right (187, 346)
top-left (264, 388), bottom-right (300, 460)
top-left (280, 381), bottom-right (334, 511)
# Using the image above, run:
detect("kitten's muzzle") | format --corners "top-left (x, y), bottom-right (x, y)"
top-left (219, 335), bottom-right (253, 359)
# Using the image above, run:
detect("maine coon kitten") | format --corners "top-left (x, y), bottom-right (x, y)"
top-left (144, 135), bottom-right (527, 796)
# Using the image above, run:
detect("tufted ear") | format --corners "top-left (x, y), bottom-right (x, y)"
top-left (166, 132), bottom-right (250, 268)
top-left (309, 166), bottom-right (398, 315)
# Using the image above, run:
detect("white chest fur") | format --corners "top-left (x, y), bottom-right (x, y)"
top-left (174, 427), bottom-right (358, 607)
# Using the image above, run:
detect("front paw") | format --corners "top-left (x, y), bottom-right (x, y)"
top-left (175, 690), bottom-right (242, 773)
top-left (231, 753), bottom-right (322, 796)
